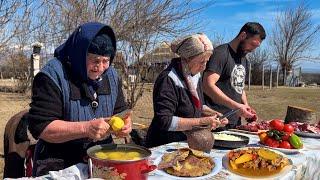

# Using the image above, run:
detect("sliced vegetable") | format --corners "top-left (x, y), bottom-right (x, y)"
top-left (229, 160), bottom-right (238, 169)
top-left (235, 153), bottom-right (253, 164)
top-left (258, 149), bottom-right (279, 160)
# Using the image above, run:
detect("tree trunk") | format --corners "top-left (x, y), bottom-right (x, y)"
top-left (284, 105), bottom-right (317, 124)
top-left (282, 68), bottom-right (286, 86)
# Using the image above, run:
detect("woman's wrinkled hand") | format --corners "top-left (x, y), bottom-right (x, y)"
top-left (84, 118), bottom-right (111, 141)
top-left (219, 117), bottom-right (229, 127)
top-left (200, 115), bottom-right (229, 130)
top-left (202, 105), bottom-right (222, 117)
top-left (113, 110), bottom-right (133, 138)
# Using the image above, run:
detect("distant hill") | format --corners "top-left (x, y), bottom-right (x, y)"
top-left (302, 68), bottom-right (320, 74)
top-left (302, 72), bottom-right (320, 84)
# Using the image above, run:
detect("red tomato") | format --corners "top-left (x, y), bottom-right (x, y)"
top-left (283, 124), bottom-right (294, 134)
top-left (265, 137), bottom-right (279, 148)
top-left (270, 119), bottom-right (284, 131)
top-left (264, 137), bottom-right (273, 146)
top-left (281, 132), bottom-right (290, 141)
top-left (279, 141), bottom-right (291, 149)
top-left (271, 140), bottom-right (280, 148)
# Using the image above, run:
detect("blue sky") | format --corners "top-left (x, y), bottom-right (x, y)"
top-left (191, 0), bottom-right (320, 73)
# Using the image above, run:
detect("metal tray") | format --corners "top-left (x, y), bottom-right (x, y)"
top-left (213, 133), bottom-right (249, 149)
top-left (295, 131), bottom-right (320, 138)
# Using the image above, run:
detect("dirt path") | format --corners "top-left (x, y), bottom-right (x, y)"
top-left (0, 93), bottom-right (30, 177)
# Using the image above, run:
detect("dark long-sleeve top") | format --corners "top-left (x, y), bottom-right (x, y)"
top-left (27, 71), bottom-right (127, 169)
top-left (28, 72), bottom-right (127, 138)
top-left (146, 58), bottom-right (204, 148)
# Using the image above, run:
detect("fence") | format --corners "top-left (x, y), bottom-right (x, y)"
top-left (247, 64), bottom-right (302, 91)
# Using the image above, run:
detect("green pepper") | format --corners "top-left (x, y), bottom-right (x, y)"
top-left (273, 130), bottom-right (281, 136)
top-left (267, 131), bottom-right (274, 137)
top-left (278, 131), bottom-right (285, 136)
top-left (274, 134), bottom-right (281, 141)
top-left (289, 134), bottom-right (303, 149)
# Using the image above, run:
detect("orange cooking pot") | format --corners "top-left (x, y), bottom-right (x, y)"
top-left (87, 144), bottom-right (156, 180)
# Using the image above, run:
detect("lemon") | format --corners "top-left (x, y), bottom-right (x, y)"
top-left (127, 152), bottom-right (141, 159)
top-left (107, 152), bottom-right (126, 160)
top-left (94, 152), bottom-right (108, 159)
top-left (110, 116), bottom-right (124, 131)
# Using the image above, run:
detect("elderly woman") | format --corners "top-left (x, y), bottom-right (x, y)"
top-left (146, 33), bottom-right (228, 148)
top-left (27, 22), bottom-right (131, 176)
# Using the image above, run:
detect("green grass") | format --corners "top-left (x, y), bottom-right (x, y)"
top-left (247, 86), bottom-right (320, 121)
top-left (131, 85), bottom-right (320, 128)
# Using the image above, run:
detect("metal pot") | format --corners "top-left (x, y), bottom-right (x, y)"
top-left (87, 144), bottom-right (156, 180)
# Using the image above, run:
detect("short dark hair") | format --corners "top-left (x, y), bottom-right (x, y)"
top-left (237, 22), bottom-right (266, 40)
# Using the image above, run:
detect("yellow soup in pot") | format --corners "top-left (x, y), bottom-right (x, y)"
top-left (94, 150), bottom-right (142, 161)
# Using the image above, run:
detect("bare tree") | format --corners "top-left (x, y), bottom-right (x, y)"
top-left (211, 32), bottom-right (225, 48)
top-left (95, 0), bottom-right (210, 108)
top-left (32, 0), bottom-right (99, 51)
top-left (247, 48), bottom-right (269, 85)
top-left (1, 49), bottom-right (30, 92)
top-left (0, 0), bottom-right (43, 93)
top-left (0, 1), bottom-right (34, 51)
top-left (271, 3), bottom-right (320, 84)
top-left (8, 0), bottom-right (211, 107)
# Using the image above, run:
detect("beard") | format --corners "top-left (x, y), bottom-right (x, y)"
top-left (236, 40), bottom-right (247, 58)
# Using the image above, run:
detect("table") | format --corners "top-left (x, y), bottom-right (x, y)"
top-left (6, 131), bottom-right (320, 180)
top-left (148, 130), bottom-right (320, 180)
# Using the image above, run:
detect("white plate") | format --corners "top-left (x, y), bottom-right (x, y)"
top-left (222, 147), bottom-right (293, 179)
top-left (257, 141), bottom-right (302, 154)
top-left (153, 154), bottom-right (222, 180)
top-left (295, 131), bottom-right (320, 138)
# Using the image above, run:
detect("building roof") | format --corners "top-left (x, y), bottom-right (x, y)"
top-left (141, 41), bottom-right (177, 64)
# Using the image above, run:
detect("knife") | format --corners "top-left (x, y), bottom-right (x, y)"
top-left (191, 108), bottom-right (240, 130)
top-left (218, 108), bottom-right (240, 120)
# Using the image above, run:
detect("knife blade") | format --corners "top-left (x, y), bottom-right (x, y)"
top-left (218, 108), bottom-right (240, 120)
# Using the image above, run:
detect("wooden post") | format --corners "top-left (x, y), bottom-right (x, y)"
top-left (276, 65), bottom-right (279, 88)
top-left (248, 62), bottom-right (251, 91)
top-left (262, 65), bottom-right (265, 90)
top-left (269, 65), bottom-right (272, 89)
top-left (299, 67), bottom-right (302, 85)
top-left (284, 68), bottom-right (287, 86)
top-left (292, 68), bottom-right (295, 87)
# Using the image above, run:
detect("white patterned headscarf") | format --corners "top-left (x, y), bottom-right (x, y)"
top-left (170, 33), bottom-right (213, 59)
top-left (170, 33), bottom-right (213, 109)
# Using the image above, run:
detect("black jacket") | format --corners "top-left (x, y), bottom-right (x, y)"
top-left (146, 58), bottom-right (204, 147)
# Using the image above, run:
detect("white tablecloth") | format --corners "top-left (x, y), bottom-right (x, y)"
top-left (148, 130), bottom-right (320, 180)
top-left (6, 131), bottom-right (320, 180)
